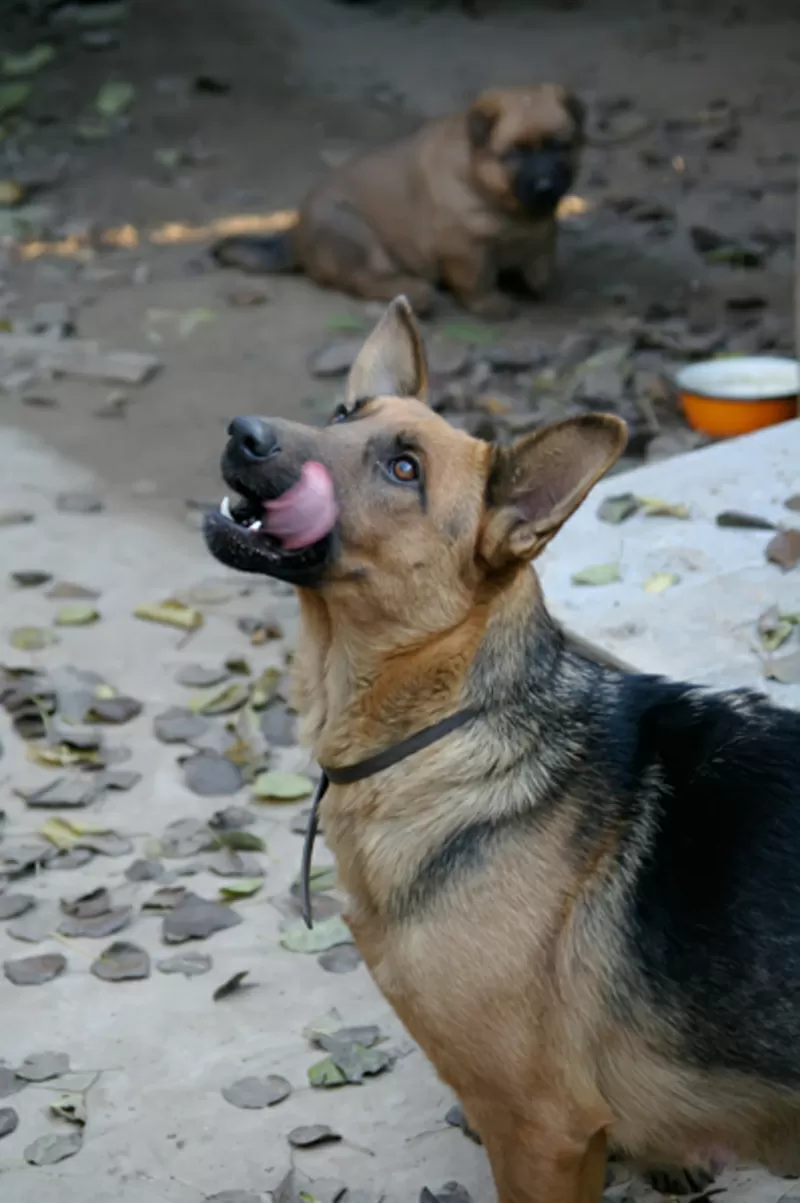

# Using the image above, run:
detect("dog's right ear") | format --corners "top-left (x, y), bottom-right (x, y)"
top-left (480, 414), bottom-right (628, 568)
top-left (346, 296), bottom-right (429, 404)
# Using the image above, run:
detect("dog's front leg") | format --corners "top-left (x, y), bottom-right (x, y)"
top-left (521, 224), bottom-right (557, 298)
top-left (465, 1098), bottom-right (608, 1203)
top-left (440, 246), bottom-right (518, 319)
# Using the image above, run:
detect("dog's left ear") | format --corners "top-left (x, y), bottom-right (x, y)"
top-left (346, 295), bottom-right (429, 404)
top-left (481, 414), bottom-right (627, 567)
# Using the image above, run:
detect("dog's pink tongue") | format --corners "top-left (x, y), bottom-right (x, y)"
top-left (263, 461), bottom-right (337, 551)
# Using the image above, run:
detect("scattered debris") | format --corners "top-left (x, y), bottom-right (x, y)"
top-left (4, 953), bottom-right (66, 985)
top-left (766, 530), bottom-right (800, 572)
top-left (175, 664), bottom-right (230, 689)
top-left (24, 1131), bottom-right (83, 1166)
top-left (95, 79), bottom-right (135, 118)
top-left (157, 952), bottom-right (213, 977)
top-left (182, 751), bottom-right (244, 797)
top-left (50, 1092), bottom-right (87, 1126)
top-left (444, 1103), bottom-right (481, 1144)
top-left (0, 1067), bottom-right (26, 1099)
top-left (0, 333), bottom-right (161, 385)
top-left (213, 970), bottom-right (255, 1000)
top-left (643, 572), bottom-right (680, 594)
top-left (763, 649), bottom-right (800, 685)
top-left (0, 893), bottom-right (34, 919)
top-left (287, 1125), bottom-right (341, 1149)
top-left (55, 493), bottom-right (104, 515)
top-left (253, 771), bottom-right (313, 802)
top-left (716, 510), bottom-right (777, 531)
top-left (638, 497), bottom-right (690, 519)
top-left (757, 606), bottom-right (798, 652)
top-left (154, 706), bottom-right (211, 744)
top-left (10, 625), bottom-right (58, 651)
top-left (162, 895), bottom-right (243, 943)
top-left (0, 1108), bottom-right (19, 1140)
top-left (16, 1051), bottom-right (70, 1082)
top-left (318, 945), bottom-right (363, 974)
top-left (571, 563), bottom-right (622, 587)
top-left (2, 44), bottom-right (56, 76)
top-left (11, 570), bottom-right (52, 588)
top-left (54, 604), bottom-right (101, 626)
top-left (134, 599), bottom-right (204, 630)
top-left (91, 940), bottom-right (150, 982)
top-left (281, 916), bottom-right (352, 954)
top-left (222, 1075), bottom-right (292, 1109)
top-left (597, 493), bottom-right (639, 524)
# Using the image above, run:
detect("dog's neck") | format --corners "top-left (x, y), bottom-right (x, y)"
top-left (291, 568), bottom-right (574, 769)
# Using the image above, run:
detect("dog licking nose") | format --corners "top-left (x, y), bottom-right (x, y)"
top-left (262, 460), bottom-right (338, 550)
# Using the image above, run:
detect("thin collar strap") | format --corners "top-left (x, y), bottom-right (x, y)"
top-left (300, 707), bottom-right (477, 928)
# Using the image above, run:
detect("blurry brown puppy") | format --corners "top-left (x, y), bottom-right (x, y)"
top-left (212, 85), bottom-right (584, 318)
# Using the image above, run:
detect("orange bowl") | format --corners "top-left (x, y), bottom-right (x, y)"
top-left (675, 356), bottom-right (799, 439)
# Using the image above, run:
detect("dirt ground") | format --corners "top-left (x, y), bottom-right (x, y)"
top-left (0, 0), bottom-right (797, 525)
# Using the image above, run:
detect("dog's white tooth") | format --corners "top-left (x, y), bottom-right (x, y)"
top-left (220, 495), bottom-right (233, 520)
top-left (247, 519), bottom-right (262, 531)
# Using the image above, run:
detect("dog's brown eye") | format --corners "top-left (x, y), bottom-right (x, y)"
top-left (330, 404), bottom-right (348, 425)
top-left (389, 455), bottom-right (419, 483)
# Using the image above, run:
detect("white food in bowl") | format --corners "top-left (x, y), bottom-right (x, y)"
top-left (675, 355), bottom-right (800, 401)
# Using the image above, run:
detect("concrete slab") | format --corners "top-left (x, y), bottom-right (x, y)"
top-left (0, 421), bottom-right (798, 1203)
top-left (542, 417), bottom-right (800, 707)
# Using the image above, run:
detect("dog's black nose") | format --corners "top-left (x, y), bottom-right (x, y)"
top-left (227, 416), bottom-right (278, 462)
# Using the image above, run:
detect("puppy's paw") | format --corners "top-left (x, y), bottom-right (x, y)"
top-left (463, 292), bottom-right (518, 321)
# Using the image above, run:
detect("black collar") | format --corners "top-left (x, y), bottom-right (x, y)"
top-left (300, 708), bottom-right (477, 927)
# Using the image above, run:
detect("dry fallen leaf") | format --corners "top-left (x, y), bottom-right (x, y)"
top-left (24, 1131), bottom-right (83, 1166)
top-left (90, 941), bottom-right (150, 982)
top-left (287, 1124), bottom-right (341, 1149)
top-left (212, 970), bottom-right (255, 1001)
top-left (0, 1108), bottom-right (19, 1140)
top-left (637, 496), bottom-right (690, 519)
top-left (50, 1092), bottom-right (87, 1126)
top-left (766, 530), bottom-right (800, 572)
top-left (597, 493), bottom-right (639, 525)
top-left (716, 510), bottom-right (776, 531)
top-left (222, 1075), bottom-right (292, 1109)
top-left (763, 649), bottom-right (800, 685)
top-left (757, 605), bottom-right (799, 652)
top-left (218, 878), bottom-right (263, 901)
top-left (571, 563), bottom-right (621, 587)
top-left (281, 915), bottom-right (352, 954)
top-left (10, 626), bottom-right (59, 651)
top-left (54, 605), bottom-right (100, 627)
top-left (16, 1051), bottom-right (70, 1082)
top-left (134, 599), bottom-right (204, 631)
top-left (643, 572), bottom-right (680, 594)
top-left (253, 770), bottom-right (313, 802)
top-left (4, 953), bottom-right (66, 986)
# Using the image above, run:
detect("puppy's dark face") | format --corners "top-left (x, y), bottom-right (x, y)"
top-left (466, 84), bottom-right (584, 217)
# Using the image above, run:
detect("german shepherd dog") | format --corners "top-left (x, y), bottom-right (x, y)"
top-left (205, 298), bottom-right (800, 1203)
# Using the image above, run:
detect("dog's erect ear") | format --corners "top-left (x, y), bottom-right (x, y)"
top-left (346, 296), bottom-right (429, 404)
top-left (466, 99), bottom-right (497, 149)
top-left (480, 414), bottom-right (627, 567)
top-left (562, 90), bottom-right (586, 140)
